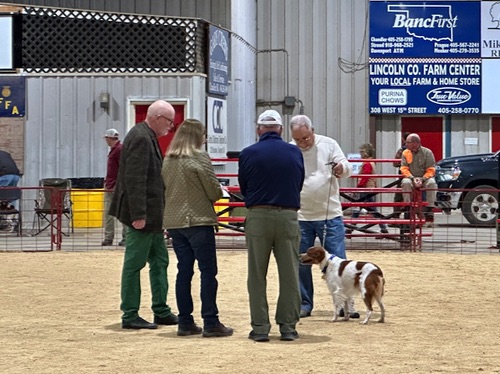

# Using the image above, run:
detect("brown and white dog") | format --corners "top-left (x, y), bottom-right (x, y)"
top-left (300, 246), bottom-right (385, 325)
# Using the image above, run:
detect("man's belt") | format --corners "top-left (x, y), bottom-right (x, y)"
top-left (249, 205), bottom-right (298, 211)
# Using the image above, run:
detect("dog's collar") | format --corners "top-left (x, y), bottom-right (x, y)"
top-left (321, 254), bottom-right (336, 274)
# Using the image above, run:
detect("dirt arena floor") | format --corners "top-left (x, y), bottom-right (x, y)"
top-left (0, 249), bottom-right (499, 374)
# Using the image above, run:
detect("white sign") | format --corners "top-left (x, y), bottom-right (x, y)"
top-left (0, 17), bottom-right (13, 69)
top-left (207, 97), bottom-right (227, 161)
top-left (481, 59), bottom-right (500, 113)
top-left (347, 153), bottom-right (362, 174)
top-left (481, 1), bottom-right (500, 58)
top-left (378, 89), bottom-right (407, 106)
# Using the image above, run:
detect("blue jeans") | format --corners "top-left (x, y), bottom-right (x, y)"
top-left (0, 174), bottom-right (20, 207)
top-left (0, 174), bottom-right (20, 187)
top-left (169, 226), bottom-right (220, 329)
top-left (299, 216), bottom-right (346, 312)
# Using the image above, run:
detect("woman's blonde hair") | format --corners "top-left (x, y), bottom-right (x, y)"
top-left (359, 143), bottom-right (375, 158)
top-left (166, 119), bottom-right (206, 157)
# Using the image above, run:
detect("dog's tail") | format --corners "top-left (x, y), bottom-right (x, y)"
top-left (376, 274), bottom-right (386, 323)
top-left (379, 275), bottom-right (385, 297)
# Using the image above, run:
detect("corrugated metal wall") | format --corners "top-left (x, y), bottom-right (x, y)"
top-left (374, 115), bottom-right (492, 175)
top-left (2, 0), bottom-right (496, 186)
top-left (23, 75), bottom-right (206, 188)
top-left (0, 0), bottom-right (231, 188)
top-left (256, 0), bottom-right (370, 157)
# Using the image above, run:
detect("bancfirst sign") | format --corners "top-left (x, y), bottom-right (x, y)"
top-left (369, 1), bottom-right (500, 114)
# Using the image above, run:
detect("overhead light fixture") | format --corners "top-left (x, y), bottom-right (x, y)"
top-left (99, 92), bottom-right (109, 109)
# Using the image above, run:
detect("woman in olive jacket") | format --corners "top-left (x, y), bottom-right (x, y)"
top-left (162, 119), bottom-right (233, 338)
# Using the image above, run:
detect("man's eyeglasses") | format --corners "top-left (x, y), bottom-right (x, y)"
top-left (294, 136), bottom-right (311, 143)
top-left (158, 115), bottom-right (175, 125)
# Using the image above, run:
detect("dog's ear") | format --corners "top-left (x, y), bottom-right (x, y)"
top-left (307, 246), bottom-right (327, 261)
top-left (306, 246), bottom-right (322, 254)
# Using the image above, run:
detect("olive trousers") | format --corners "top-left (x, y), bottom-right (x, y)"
top-left (245, 207), bottom-right (301, 334)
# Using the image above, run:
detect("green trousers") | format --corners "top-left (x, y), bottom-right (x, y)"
top-left (245, 208), bottom-right (301, 334)
top-left (120, 228), bottom-right (172, 322)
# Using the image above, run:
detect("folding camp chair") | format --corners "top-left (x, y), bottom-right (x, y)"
top-left (0, 187), bottom-right (22, 236)
top-left (32, 178), bottom-right (73, 236)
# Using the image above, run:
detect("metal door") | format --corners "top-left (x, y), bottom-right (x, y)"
top-left (134, 103), bottom-right (185, 156)
top-left (401, 117), bottom-right (443, 162)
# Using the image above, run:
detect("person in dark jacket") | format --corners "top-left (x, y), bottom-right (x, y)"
top-left (102, 128), bottom-right (127, 246)
top-left (109, 100), bottom-right (178, 330)
top-left (238, 109), bottom-right (305, 342)
top-left (0, 150), bottom-right (22, 209)
top-left (0, 150), bottom-right (21, 187)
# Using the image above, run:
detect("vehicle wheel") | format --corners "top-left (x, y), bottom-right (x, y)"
top-left (461, 185), bottom-right (498, 226)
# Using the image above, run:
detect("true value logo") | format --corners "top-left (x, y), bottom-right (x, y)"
top-left (426, 87), bottom-right (471, 105)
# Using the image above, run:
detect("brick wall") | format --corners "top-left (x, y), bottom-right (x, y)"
top-left (0, 117), bottom-right (24, 174)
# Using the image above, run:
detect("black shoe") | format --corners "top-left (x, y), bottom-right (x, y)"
top-left (154, 314), bottom-right (178, 325)
top-left (177, 324), bottom-right (202, 336)
top-left (381, 228), bottom-right (389, 234)
top-left (122, 316), bottom-right (158, 330)
top-left (280, 331), bottom-right (299, 341)
top-left (345, 229), bottom-right (352, 234)
top-left (300, 309), bottom-right (311, 318)
top-left (248, 331), bottom-right (270, 342)
top-left (338, 309), bottom-right (360, 319)
top-left (101, 240), bottom-right (113, 246)
top-left (118, 239), bottom-right (126, 246)
top-left (203, 323), bottom-right (233, 337)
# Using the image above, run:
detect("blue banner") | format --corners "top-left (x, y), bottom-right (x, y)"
top-left (369, 59), bottom-right (481, 115)
top-left (0, 76), bottom-right (25, 117)
top-left (370, 1), bottom-right (480, 58)
top-left (208, 25), bottom-right (230, 96)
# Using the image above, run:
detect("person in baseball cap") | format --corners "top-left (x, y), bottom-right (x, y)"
top-left (102, 128), bottom-right (126, 246)
top-left (104, 128), bottom-right (119, 138)
top-left (257, 109), bottom-right (283, 126)
top-left (238, 108), bottom-right (304, 342)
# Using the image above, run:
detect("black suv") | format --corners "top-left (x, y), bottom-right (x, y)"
top-left (435, 152), bottom-right (499, 226)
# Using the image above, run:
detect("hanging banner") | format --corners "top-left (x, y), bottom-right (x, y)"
top-left (0, 76), bottom-right (25, 117)
top-left (207, 96), bottom-right (227, 161)
top-left (207, 25), bottom-right (230, 96)
top-left (367, 1), bottom-right (500, 114)
top-left (369, 59), bottom-right (481, 115)
top-left (369, 1), bottom-right (480, 58)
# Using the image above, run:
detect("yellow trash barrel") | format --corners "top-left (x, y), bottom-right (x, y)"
top-left (71, 188), bottom-right (104, 228)
top-left (214, 197), bottom-right (230, 217)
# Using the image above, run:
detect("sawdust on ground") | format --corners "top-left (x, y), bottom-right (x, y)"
top-left (0, 250), bottom-right (499, 374)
